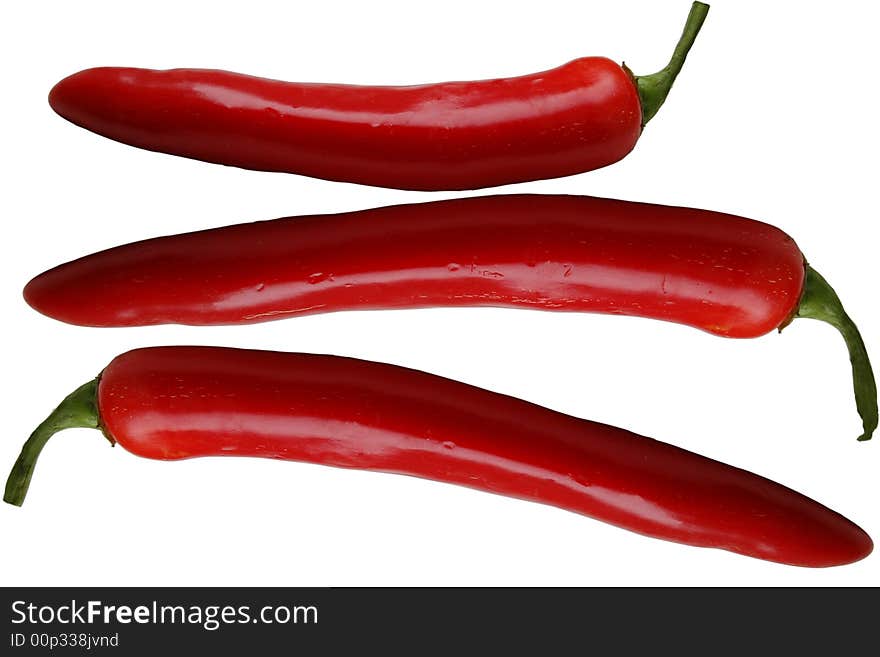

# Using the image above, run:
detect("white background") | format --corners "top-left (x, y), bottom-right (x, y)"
top-left (1, 0), bottom-right (877, 586)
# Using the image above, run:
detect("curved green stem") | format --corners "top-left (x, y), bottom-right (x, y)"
top-left (4, 378), bottom-right (107, 506)
top-left (795, 266), bottom-right (877, 441)
top-left (634, 2), bottom-right (710, 126)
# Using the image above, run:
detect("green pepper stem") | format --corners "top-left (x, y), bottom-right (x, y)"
top-left (795, 266), bottom-right (877, 441)
top-left (4, 378), bottom-right (107, 506)
top-left (634, 2), bottom-right (710, 126)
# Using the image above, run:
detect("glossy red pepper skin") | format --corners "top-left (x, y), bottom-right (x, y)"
top-left (25, 195), bottom-right (805, 338)
top-left (86, 346), bottom-right (875, 566)
top-left (48, 61), bottom-right (642, 190)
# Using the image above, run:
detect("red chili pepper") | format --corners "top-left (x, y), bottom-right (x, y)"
top-left (3, 346), bottom-right (871, 567)
top-left (24, 194), bottom-right (877, 441)
top-left (46, 4), bottom-right (708, 191)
